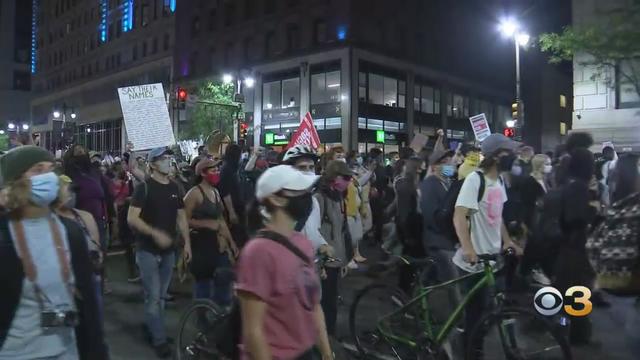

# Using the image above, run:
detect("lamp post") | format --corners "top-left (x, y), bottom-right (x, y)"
top-left (52, 103), bottom-right (77, 123)
top-left (52, 103), bottom-right (78, 150)
top-left (499, 18), bottom-right (529, 136)
top-left (222, 72), bottom-right (254, 143)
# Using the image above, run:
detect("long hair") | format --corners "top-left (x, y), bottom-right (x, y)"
top-left (611, 153), bottom-right (640, 203)
top-left (223, 144), bottom-right (242, 168)
top-left (531, 154), bottom-right (549, 180)
top-left (4, 177), bottom-right (31, 215)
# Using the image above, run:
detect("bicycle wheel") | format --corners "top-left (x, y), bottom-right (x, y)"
top-left (350, 284), bottom-right (428, 359)
top-left (176, 299), bottom-right (227, 360)
top-left (465, 306), bottom-right (572, 360)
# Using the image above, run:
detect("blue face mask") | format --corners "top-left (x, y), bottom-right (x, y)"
top-left (441, 164), bottom-right (456, 178)
top-left (30, 172), bottom-right (60, 207)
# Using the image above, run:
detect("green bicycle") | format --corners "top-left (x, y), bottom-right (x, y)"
top-left (349, 252), bottom-right (572, 359)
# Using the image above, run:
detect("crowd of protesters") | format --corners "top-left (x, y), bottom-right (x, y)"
top-left (0, 127), bottom-right (638, 359)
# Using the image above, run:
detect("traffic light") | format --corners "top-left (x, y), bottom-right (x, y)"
top-left (503, 127), bottom-right (515, 138)
top-left (511, 100), bottom-right (518, 120)
top-left (239, 122), bottom-right (249, 139)
top-left (176, 87), bottom-right (187, 109)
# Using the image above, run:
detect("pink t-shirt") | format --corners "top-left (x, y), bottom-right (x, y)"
top-left (235, 232), bottom-right (320, 360)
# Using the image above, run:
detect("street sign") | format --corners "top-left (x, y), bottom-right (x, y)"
top-left (376, 130), bottom-right (385, 143)
top-left (265, 132), bottom-right (275, 145)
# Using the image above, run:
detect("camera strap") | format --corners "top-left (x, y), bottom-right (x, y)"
top-left (11, 215), bottom-right (77, 304)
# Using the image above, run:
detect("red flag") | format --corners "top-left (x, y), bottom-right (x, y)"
top-left (288, 112), bottom-right (321, 149)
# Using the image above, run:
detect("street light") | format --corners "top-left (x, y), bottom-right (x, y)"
top-left (7, 123), bottom-right (15, 130)
top-left (506, 120), bottom-right (516, 128)
top-left (0, 130), bottom-right (5, 135)
top-left (22, 124), bottom-right (29, 131)
top-left (222, 73), bottom-right (234, 84)
top-left (70, 112), bottom-right (77, 119)
top-left (53, 110), bottom-right (61, 119)
top-left (499, 17), bottom-right (529, 136)
top-left (244, 77), bottom-right (255, 88)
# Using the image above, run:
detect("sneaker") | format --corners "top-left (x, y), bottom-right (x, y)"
top-left (127, 275), bottom-right (141, 283)
top-left (347, 260), bottom-right (359, 270)
top-left (154, 342), bottom-right (172, 358)
top-left (530, 269), bottom-right (551, 286)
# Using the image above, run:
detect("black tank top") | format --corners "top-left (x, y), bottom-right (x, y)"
top-left (192, 185), bottom-right (222, 221)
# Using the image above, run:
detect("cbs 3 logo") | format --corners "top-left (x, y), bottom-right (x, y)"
top-left (533, 286), bottom-right (593, 317)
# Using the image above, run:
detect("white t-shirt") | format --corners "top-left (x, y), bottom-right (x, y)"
top-left (452, 171), bottom-right (507, 272)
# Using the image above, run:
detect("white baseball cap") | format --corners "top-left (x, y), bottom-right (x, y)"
top-left (256, 165), bottom-right (318, 201)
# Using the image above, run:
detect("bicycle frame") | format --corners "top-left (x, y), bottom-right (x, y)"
top-left (375, 262), bottom-right (498, 351)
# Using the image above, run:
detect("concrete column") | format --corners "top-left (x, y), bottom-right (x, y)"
top-left (406, 72), bottom-right (415, 142)
top-left (299, 62), bottom-right (310, 121)
top-left (253, 73), bottom-right (263, 147)
top-left (345, 49), bottom-right (358, 150)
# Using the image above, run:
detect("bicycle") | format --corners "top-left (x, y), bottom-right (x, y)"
top-left (349, 250), bottom-right (572, 359)
top-left (175, 253), bottom-right (345, 359)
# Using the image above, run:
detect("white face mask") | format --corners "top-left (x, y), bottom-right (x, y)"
top-left (543, 164), bottom-right (553, 174)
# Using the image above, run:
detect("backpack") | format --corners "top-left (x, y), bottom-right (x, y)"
top-left (535, 186), bottom-right (565, 248)
top-left (586, 192), bottom-right (640, 294)
top-left (435, 171), bottom-right (486, 243)
top-left (214, 230), bottom-right (313, 359)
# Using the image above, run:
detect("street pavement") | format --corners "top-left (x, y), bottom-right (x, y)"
top-left (102, 246), bottom-right (639, 359)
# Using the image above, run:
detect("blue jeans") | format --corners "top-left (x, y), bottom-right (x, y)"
top-left (193, 252), bottom-right (233, 306)
top-left (137, 250), bottom-right (175, 346)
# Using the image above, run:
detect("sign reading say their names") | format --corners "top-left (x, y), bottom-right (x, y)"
top-left (469, 113), bottom-right (491, 142)
top-left (118, 83), bottom-right (176, 151)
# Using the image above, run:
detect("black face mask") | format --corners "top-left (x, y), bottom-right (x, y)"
top-left (498, 154), bottom-right (517, 172)
top-left (286, 193), bottom-right (313, 231)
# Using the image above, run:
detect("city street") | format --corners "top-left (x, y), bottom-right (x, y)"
top-left (103, 245), bottom-right (639, 360)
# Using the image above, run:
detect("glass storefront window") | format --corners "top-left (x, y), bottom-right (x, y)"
top-left (413, 85), bottom-right (420, 111)
top-left (384, 121), bottom-right (400, 132)
top-left (325, 117), bottom-right (341, 129)
top-left (282, 77), bottom-right (300, 108)
top-left (311, 70), bottom-right (341, 104)
top-left (263, 81), bottom-right (281, 110)
top-left (421, 85), bottom-right (434, 114)
top-left (434, 89), bottom-right (441, 114)
top-left (358, 117), bottom-right (367, 129)
top-left (358, 72), bottom-right (367, 101)
top-left (367, 118), bottom-right (384, 130)
top-left (453, 94), bottom-right (464, 118)
top-left (398, 81), bottom-right (406, 108)
top-left (313, 118), bottom-right (325, 130)
top-left (369, 74), bottom-right (384, 105)
top-left (383, 76), bottom-right (397, 107)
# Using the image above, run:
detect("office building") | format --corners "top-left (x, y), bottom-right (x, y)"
top-left (30, 0), bottom-right (176, 154)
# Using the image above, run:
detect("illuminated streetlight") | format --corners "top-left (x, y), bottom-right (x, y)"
top-left (506, 120), bottom-right (516, 128)
top-left (70, 112), bottom-right (77, 119)
top-left (499, 18), bottom-right (519, 38)
top-left (244, 77), bottom-right (255, 88)
top-left (516, 33), bottom-right (530, 47)
top-left (53, 110), bottom-right (61, 119)
top-left (0, 130), bottom-right (4, 135)
top-left (22, 124), bottom-right (29, 131)
top-left (86, 127), bottom-right (91, 133)
top-left (222, 73), bottom-right (233, 84)
top-left (8, 123), bottom-right (15, 130)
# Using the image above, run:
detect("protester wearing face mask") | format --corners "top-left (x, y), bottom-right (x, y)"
top-left (315, 160), bottom-right (352, 337)
top-left (237, 165), bottom-right (333, 360)
top-left (127, 147), bottom-right (191, 358)
top-left (420, 148), bottom-right (458, 290)
top-left (519, 154), bottom-right (554, 285)
top-left (0, 146), bottom-right (107, 360)
top-left (183, 159), bottom-right (237, 305)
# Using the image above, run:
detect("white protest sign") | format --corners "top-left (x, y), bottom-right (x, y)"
top-left (469, 113), bottom-right (491, 142)
top-left (118, 83), bottom-right (176, 151)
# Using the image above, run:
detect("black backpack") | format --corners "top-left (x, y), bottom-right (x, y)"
top-left (435, 171), bottom-right (486, 243)
top-left (215, 230), bottom-right (313, 359)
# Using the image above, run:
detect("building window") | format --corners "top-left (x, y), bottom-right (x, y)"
top-left (191, 16), bottom-right (201, 37)
top-left (13, 71), bottom-right (31, 91)
top-left (314, 19), bottom-right (327, 44)
top-left (286, 24), bottom-right (300, 51)
top-left (141, 4), bottom-right (150, 27)
top-left (560, 94), bottom-right (567, 108)
top-left (265, 31), bottom-right (276, 57)
top-left (263, 81), bottom-right (281, 110)
top-left (415, 85), bottom-right (440, 114)
top-left (367, 73), bottom-right (405, 108)
top-left (311, 70), bottom-right (341, 104)
top-left (282, 78), bottom-right (300, 108)
top-left (617, 59), bottom-right (640, 108)
top-left (325, 117), bottom-right (341, 129)
top-left (358, 72), bottom-right (367, 101)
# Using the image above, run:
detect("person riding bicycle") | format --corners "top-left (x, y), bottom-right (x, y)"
top-left (236, 165), bottom-right (333, 360)
top-left (452, 134), bottom-right (523, 353)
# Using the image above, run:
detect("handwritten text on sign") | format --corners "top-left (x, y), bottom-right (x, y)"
top-left (118, 83), bottom-right (176, 151)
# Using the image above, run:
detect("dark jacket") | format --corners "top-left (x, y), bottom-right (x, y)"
top-left (420, 175), bottom-right (454, 251)
top-left (0, 215), bottom-right (108, 360)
